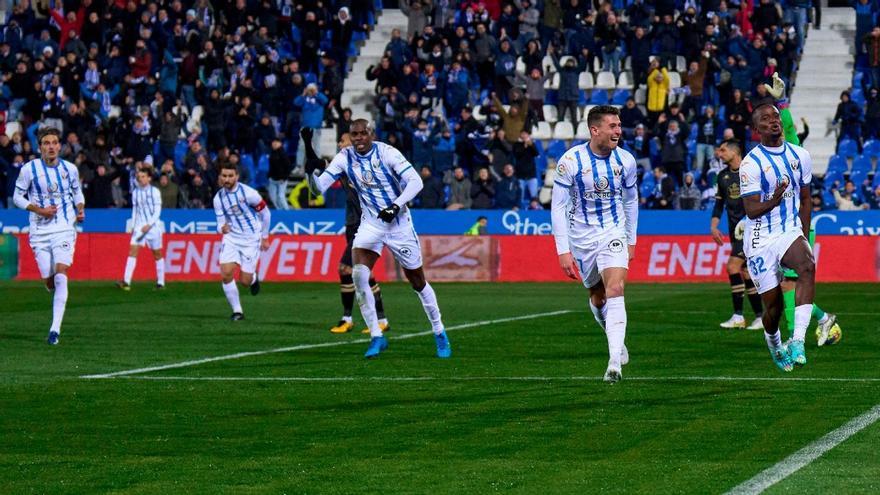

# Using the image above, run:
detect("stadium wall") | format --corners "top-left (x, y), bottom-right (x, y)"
top-left (13, 233), bottom-right (879, 283)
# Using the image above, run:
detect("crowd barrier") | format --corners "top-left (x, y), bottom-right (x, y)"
top-left (13, 233), bottom-right (879, 283)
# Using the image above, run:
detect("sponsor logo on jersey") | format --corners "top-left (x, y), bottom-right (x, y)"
top-left (596, 176), bottom-right (610, 191)
top-left (728, 183), bottom-right (741, 199)
top-left (608, 239), bottom-right (624, 253)
top-left (47, 182), bottom-right (59, 193)
top-left (60, 241), bottom-right (71, 251)
top-left (399, 247), bottom-right (412, 258)
top-left (740, 173), bottom-right (752, 186)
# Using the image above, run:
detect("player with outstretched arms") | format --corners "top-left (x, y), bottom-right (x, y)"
top-left (300, 128), bottom-right (391, 335)
top-left (710, 139), bottom-right (764, 330)
top-left (307, 119), bottom-right (451, 359)
top-left (213, 162), bottom-right (270, 320)
top-left (550, 105), bottom-right (639, 383)
top-left (117, 168), bottom-right (166, 290)
top-left (739, 104), bottom-right (815, 372)
top-left (13, 127), bottom-right (85, 345)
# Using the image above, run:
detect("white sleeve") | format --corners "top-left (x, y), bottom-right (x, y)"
top-left (13, 165), bottom-right (32, 210)
top-left (213, 194), bottom-right (226, 233)
top-left (386, 145), bottom-right (416, 178)
top-left (308, 152), bottom-right (346, 195)
top-left (621, 151), bottom-right (638, 189)
top-left (393, 165), bottom-right (423, 207)
top-left (244, 186), bottom-right (271, 238)
top-left (258, 205), bottom-right (270, 238)
top-left (799, 149), bottom-right (812, 186)
top-left (67, 163), bottom-right (85, 206)
top-left (623, 185), bottom-right (639, 245)
top-left (146, 187), bottom-right (162, 226)
top-left (739, 157), bottom-right (762, 198)
top-left (551, 182), bottom-right (571, 255)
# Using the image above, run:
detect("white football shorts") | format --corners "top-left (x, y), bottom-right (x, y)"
top-left (569, 228), bottom-right (629, 289)
top-left (29, 230), bottom-right (77, 278)
top-left (130, 226), bottom-right (163, 250)
top-left (352, 222), bottom-right (423, 270)
top-left (219, 237), bottom-right (261, 274)
top-left (744, 229), bottom-right (806, 294)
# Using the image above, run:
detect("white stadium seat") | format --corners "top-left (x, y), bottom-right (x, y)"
top-left (578, 72), bottom-right (594, 90)
top-left (532, 121), bottom-right (553, 140)
top-left (543, 105), bottom-right (558, 123)
top-left (553, 121), bottom-right (574, 141)
top-left (595, 71), bottom-right (616, 89)
top-left (575, 121), bottom-right (590, 141)
top-left (668, 71), bottom-right (682, 88)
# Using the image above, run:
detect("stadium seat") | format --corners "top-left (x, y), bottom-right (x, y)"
top-left (5, 121), bottom-right (21, 138)
top-left (543, 105), bottom-right (558, 123)
top-left (575, 121), bottom-right (590, 140)
top-left (634, 87), bottom-right (647, 105)
top-left (589, 90), bottom-right (609, 105)
top-left (240, 154), bottom-right (257, 185)
top-left (823, 170), bottom-right (844, 188)
top-left (580, 105), bottom-right (596, 120)
top-left (623, 56), bottom-right (632, 71)
top-left (851, 88), bottom-right (866, 106)
top-left (173, 140), bottom-right (187, 169)
top-left (668, 72), bottom-right (682, 88)
top-left (850, 170), bottom-right (867, 189)
top-left (578, 72), bottom-right (594, 90)
top-left (837, 139), bottom-right (858, 158)
top-left (516, 57), bottom-right (526, 75)
top-left (873, 172), bottom-right (880, 188)
top-left (593, 58), bottom-right (602, 73)
top-left (532, 121), bottom-right (553, 140)
top-left (611, 89), bottom-right (631, 105)
top-left (542, 55), bottom-right (554, 70)
top-left (546, 139), bottom-right (568, 160)
top-left (553, 122), bottom-right (575, 141)
top-left (826, 154), bottom-right (848, 174)
top-left (595, 71), bottom-right (616, 90)
top-left (863, 139), bottom-right (880, 158)
top-left (547, 72), bottom-right (560, 90)
top-left (617, 71), bottom-right (633, 89)
top-left (852, 155), bottom-right (873, 174)
top-left (676, 56), bottom-right (687, 73)
top-left (822, 189), bottom-right (836, 208)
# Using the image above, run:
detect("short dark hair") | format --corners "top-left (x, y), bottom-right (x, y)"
top-left (587, 105), bottom-right (620, 127)
top-left (37, 127), bottom-right (61, 144)
top-left (751, 103), bottom-right (777, 125)
top-left (719, 138), bottom-right (741, 154)
top-left (219, 162), bottom-right (239, 174)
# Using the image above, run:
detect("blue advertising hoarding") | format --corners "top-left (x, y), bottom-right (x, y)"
top-left (0, 209), bottom-right (877, 236)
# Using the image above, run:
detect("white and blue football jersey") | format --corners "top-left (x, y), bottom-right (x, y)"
top-left (131, 184), bottom-right (162, 231)
top-left (553, 143), bottom-right (638, 244)
top-left (739, 142), bottom-right (812, 241)
top-left (213, 183), bottom-right (268, 243)
top-left (14, 158), bottom-right (85, 235)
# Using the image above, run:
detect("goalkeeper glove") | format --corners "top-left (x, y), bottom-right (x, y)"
top-left (763, 72), bottom-right (788, 106)
top-left (378, 203), bottom-right (400, 223)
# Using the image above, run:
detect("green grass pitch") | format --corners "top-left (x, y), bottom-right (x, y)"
top-left (1, 281), bottom-right (878, 494)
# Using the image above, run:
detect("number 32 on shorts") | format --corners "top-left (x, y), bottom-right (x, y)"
top-left (748, 257), bottom-right (767, 276)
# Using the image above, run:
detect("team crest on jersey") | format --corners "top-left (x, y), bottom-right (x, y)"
top-left (595, 176), bottom-right (610, 191)
top-left (729, 183), bottom-right (741, 199)
top-left (608, 239), bottom-right (624, 253)
top-left (790, 160), bottom-right (800, 171)
top-left (361, 169), bottom-right (376, 185)
top-left (47, 182), bottom-right (59, 193)
top-left (230, 204), bottom-right (242, 215)
top-left (612, 165), bottom-right (622, 177)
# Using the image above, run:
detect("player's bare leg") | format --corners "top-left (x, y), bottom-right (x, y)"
top-left (221, 262), bottom-right (244, 320)
top-left (588, 282), bottom-right (629, 366)
top-left (152, 249), bottom-right (165, 288)
top-left (47, 262), bottom-right (70, 345)
top-left (118, 244), bottom-right (140, 291)
top-left (600, 267), bottom-right (628, 382)
top-left (353, 248), bottom-right (390, 358)
top-left (403, 266), bottom-right (450, 358)
top-left (780, 238), bottom-right (816, 366)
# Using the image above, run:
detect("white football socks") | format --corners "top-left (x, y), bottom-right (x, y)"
top-left (155, 259), bottom-right (165, 286)
top-left (222, 280), bottom-right (242, 313)
top-left (353, 264), bottom-right (382, 337)
top-left (416, 282), bottom-right (444, 334)
top-left (764, 330), bottom-right (783, 350)
top-left (123, 256), bottom-right (137, 284)
top-left (794, 304), bottom-right (812, 342)
top-left (604, 296), bottom-right (626, 365)
top-left (51, 273), bottom-right (68, 334)
top-left (589, 300), bottom-right (606, 330)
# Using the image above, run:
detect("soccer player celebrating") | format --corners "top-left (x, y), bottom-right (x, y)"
top-left (212, 163), bottom-right (270, 320)
top-left (550, 106), bottom-right (639, 383)
top-left (740, 104), bottom-right (815, 372)
top-left (301, 128), bottom-right (390, 334)
top-left (13, 127), bottom-right (85, 345)
top-left (307, 119), bottom-right (450, 359)
top-left (710, 139), bottom-right (764, 330)
top-left (117, 168), bottom-right (165, 290)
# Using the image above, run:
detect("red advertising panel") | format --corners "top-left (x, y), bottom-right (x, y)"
top-left (16, 234), bottom-right (879, 283)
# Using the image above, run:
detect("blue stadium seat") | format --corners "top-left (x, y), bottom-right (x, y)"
top-left (254, 154), bottom-right (269, 189)
top-left (173, 140), bottom-right (187, 170)
top-left (588, 90), bottom-right (609, 105)
top-left (850, 170), bottom-right (868, 189)
top-left (546, 139), bottom-right (567, 161)
top-left (826, 154), bottom-right (848, 173)
top-left (533, 139), bottom-right (547, 173)
top-left (852, 155), bottom-right (873, 174)
top-left (851, 88), bottom-right (866, 106)
top-left (863, 139), bottom-right (880, 158)
top-left (240, 154), bottom-right (256, 185)
top-left (610, 89), bottom-right (631, 105)
top-left (649, 138), bottom-right (660, 160)
top-left (837, 139), bottom-right (858, 158)
top-left (873, 173), bottom-right (880, 188)
top-left (822, 189), bottom-right (836, 208)
top-left (823, 170), bottom-right (844, 189)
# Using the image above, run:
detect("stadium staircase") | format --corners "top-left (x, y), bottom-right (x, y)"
top-left (789, 8), bottom-right (856, 174)
top-left (317, 9), bottom-right (409, 156)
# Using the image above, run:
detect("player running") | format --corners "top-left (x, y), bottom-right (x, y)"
top-left (740, 104), bottom-right (816, 372)
top-left (117, 168), bottom-right (166, 290)
top-left (300, 128), bottom-right (390, 334)
top-left (306, 119), bottom-right (450, 359)
top-left (213, 163), bottom-right (270, 320)
top-left (550, 106), bottom-right (639, 383)
top-left (13, 127), bottom-right (85, 345)
top-left (710, 139), bottom-right (764, 330)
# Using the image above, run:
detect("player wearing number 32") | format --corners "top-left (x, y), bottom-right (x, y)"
top-left (550, 106), bottom-right (639, 384)
top-left (13, 127), bottom-right (85, 345)
top-left (307, 119), bottom-right (450, 359)
top-left (739, 104), bottom-right (815, 373)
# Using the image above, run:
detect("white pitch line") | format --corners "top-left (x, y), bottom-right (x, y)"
top-left (80, 310), bottom-right (575, 379)
top-left (108, 375), bottom-right (880, 383)
top-left (725, 403), bottom-right (880, 495)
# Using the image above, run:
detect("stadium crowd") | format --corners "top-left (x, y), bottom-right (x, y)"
top-left (0, 0), bottom-right (876, 212)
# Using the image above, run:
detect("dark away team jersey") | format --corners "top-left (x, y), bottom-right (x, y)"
top-left (343, 179), bottom-right (361, 227)
top-left (714, 166), bottom-right (747, 236)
